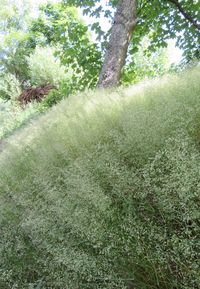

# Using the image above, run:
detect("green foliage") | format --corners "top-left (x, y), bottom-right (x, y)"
top-left (40, 80), bottom-right (72, 109)
top-left (0, 98), bottom-right (39, 139)
top-left (0, 0), bottom-right (31, 32)
top-left (0, 33), bottom-right (36, 86)
top-left (136, 0), bottom-right (200, 62)
top-left (0, 0), bottom-right (38, 82)
top-left (0, 73), bottom-right (22, 100)
top-left (31, 3), bottom-right (102, 90)
top-left (63, 0), bottom-right (199, 63)
top-left (122, 37), bottom-right (169, 85)
top-left (26, 45), bottom-right (81, 109)
top-left (0, 67), bottom-right (200, 288)
top-left (27, 46), bottom-right (69, 86)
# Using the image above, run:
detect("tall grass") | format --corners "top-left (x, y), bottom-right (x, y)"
top-left (0, 67), bottom-right (200, 289)
top-left (0, 99), bottom-right (40, 140)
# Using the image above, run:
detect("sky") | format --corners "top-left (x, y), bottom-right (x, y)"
top-left (167, 40), bottom-right (183, 65)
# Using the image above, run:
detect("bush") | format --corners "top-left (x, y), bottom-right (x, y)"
top-left (26, 46), bottom-right (74, 109)
top-left (0, 67), bottom-right (200, 289)
top-left (27, 46), bottom-right (70, 86)
top-left (39, 80), bottom-right (71, 109)
top-left (0, 73), bottom-right (22, 100)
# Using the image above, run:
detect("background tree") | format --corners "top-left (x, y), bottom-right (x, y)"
top-left (122, 37), bottom-right (169, 85)
top-left (30, 3), bottom-right (102, 91)
top-left (0, 0), bottom-right (42, 87)
top-left (0, 1), bottom-right (102, 104)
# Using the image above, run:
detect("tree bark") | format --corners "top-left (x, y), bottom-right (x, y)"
top-left (97, 0), bottom-right (137, 88)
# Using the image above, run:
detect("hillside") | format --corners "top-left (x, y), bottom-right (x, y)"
top-left (0, 67), bottom-right (200, 289)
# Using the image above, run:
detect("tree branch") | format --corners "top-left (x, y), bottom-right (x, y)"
top-left (167, 0), bottom-right (200, 31)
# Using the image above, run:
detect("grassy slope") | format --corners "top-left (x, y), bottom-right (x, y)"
top-left (0, 67), bottom-right (200, 289)
top-left (0, 100), bottom-right (40, 140)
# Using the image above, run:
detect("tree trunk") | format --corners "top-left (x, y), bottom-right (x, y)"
top-left (97, 0), bottom-right (137, 88)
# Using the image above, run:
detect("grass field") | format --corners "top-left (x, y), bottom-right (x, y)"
top-left (0, 99), bottom-right (40, 140)
top-left (0, 67), bottom-right (200, 289)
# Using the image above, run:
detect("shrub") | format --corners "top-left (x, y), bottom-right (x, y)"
top-left (27, 46), bottom-right (70, 86)
top-left (26, 46), bottom-right (74, 109)
top-left (0, 73), bottom-right (22, 100)
top-left (0, 67), bottom-right (199, 289)
top-left (39, 80), bottom-right (71, 109)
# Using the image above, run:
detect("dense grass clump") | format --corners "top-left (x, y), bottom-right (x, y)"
top-left (0, 67), bottom-right (200, 289)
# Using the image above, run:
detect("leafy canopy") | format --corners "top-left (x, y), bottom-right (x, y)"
top-left (63, 0), bottom-right (199, 62)
top-left (31, 3), bottom-right (102, 90)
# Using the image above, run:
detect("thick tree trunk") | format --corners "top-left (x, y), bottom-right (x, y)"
top-left (97, 0), bottom-right (137, 88)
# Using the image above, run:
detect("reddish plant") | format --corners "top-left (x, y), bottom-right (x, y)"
top-left (18, 84), bottom-right (56, 106)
